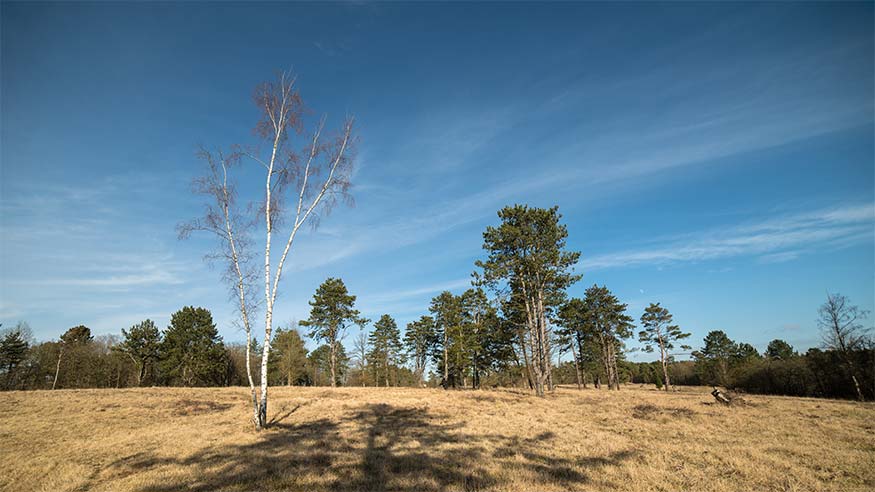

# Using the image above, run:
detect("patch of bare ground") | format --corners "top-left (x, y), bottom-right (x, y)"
top-left (0, 385), bottom-right (872, 491)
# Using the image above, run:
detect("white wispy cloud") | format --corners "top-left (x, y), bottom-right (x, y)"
top-left (281, 38), bottom-right (873, 272)
top-left (584, 203), bottom-right (875, 270)
top-left (361, 278), bottom-right (472, 305)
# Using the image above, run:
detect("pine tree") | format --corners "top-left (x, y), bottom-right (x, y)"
top-left (581, 285), bottom-right (633, 390)
top-left (160, 307), bottom-right (228, 386)
top-left (0, 324), bottom-right (30, 389)
top-left (692, 330), bottom-right (737, 387)
top-left (268, 327), bottom-right (309, 386)
top-left (557, 298), bottom-right (589, 390)
top-left (765, 339), bottom-right (796, 360)
top-left (460, 288), bottom-right (492, 389)
top-left (309, 343), bottom-right (349, 386)
top-left (117, 319), bottom-right (162, 386)
top-left (368, 314), bottom-right (402, 387)
top-left (404, 316), bottom-right (435, 386)
top-left (429, 291), bottom-right (462, 388)
top-left (476, 205), bottom-right (581, 396)
top-left (639, 303), bottom-right (691, 392)
top-left (299, 278), bottom-right (368, 387)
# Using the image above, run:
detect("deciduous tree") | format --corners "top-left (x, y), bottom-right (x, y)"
top-left (818, 292), bottom-right (871, 401)
top-left (52, 325), bottom-right (92, 390)
top-left (351, 330), bottom-right (370, 386)
top-left (181, 71), bottom-right (358, 428)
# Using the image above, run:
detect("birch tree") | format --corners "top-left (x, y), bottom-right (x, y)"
top-left (52, 325), bottom-right (92, 390)
top-left (638, 303), bottom-right (690, 392)
top-left (181, 71), bottom-right (357, 428)
top-left (351, 330), bottom-right (370, 386)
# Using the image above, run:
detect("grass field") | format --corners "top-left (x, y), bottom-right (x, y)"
top-left (0, 385), bottom-right (873, 492)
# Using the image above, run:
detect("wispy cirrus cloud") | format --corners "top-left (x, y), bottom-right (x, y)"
top-left (584, 203), bottom-right (875, 270)
top-left (360, 278), bottom-right (472, 305)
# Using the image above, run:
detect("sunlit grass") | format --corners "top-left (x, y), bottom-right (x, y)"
top-left (0, 385), bottom-right (872, 491)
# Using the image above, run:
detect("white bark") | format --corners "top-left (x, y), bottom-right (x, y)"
top-left (251, 81), bottom-right (352, 428)
top-left (52, 347), bottom-right (63, 390)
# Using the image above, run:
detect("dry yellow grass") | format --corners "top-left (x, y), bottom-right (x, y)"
top-left (0, 385), bottom-right (873, 491)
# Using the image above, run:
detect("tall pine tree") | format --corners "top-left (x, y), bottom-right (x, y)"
top-left (368, 314), bottom-right (402, 387)
top-left (299, 278), bottom-right (368, 387)
top-left (638, 303), bottom-right (690, 392)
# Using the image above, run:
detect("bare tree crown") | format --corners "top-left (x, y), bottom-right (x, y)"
top-left (179, 70), bottom-right (358, 429)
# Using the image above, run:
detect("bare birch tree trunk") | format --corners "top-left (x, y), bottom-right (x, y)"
top-left (182, 73), bottom-right (356, 429)
top-left (52, 347), bottom-right (63, 390)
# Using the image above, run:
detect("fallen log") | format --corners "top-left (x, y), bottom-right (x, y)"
top-left (711, 387), bottom-right (737, 406)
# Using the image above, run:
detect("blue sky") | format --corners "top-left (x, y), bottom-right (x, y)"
top-left (2, 2), bottom-right (873, 361)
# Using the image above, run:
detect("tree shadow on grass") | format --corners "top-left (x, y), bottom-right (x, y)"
top-left (103, 403), bottom-right (635, 491)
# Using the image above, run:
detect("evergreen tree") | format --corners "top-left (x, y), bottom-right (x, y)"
top-left (581, 285), bottom-right (633, 390)
top-left (0, 323), bottom-right (30, 389)
top-left (638, 303), bottom-right (691, 392)
top-left (429, 291), bottom-right (462, 388)
top-left (404, 315), bottom-right (435, 386)
top-left (117, 319), bottom-right (162, 386)
top-left (765, 339), bottom-right (796, 360)
top-left (480, 308), bottom-right (518, 385)
top-left (734, 343), bottom-right (761, 362)
top-left (557, 298), bottom-right (590, 389)
top-left (476, 205), bottom-right (581, 396)
top-left (368, 314), bottom-right (402, 387)
top-left (299, 278), bottom-right (368, 387)
top-left (268, 327), bottom-right (309, 386)
top-left (460, 288), bottom-right (492, 389)
top-left (692, 330), bottom-right (737, 387)
top-left (308, 343), bottom-right (349, 386)
top-left (160, 307), bottom-right (228, 386)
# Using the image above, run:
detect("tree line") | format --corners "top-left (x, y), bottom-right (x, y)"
top-left (3, 206), bottom-right (871, 401)
top-left (169, 72), bottom-right (873, 430)
top-left (0, 306), bottom-right (363, 391)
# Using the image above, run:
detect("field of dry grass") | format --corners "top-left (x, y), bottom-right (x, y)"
top-left (0, 385), bottom-right (873, 491)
